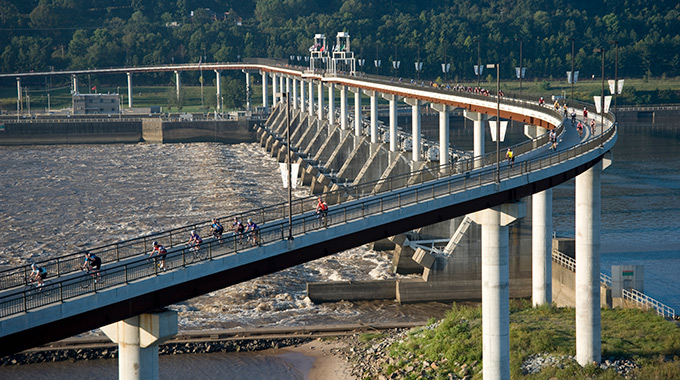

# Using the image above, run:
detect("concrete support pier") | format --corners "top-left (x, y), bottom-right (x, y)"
top-left (382, 94), bottom-right (399, 151)
top-left (308, 80), bottom-right (314, 117)
top-left (340, 85), bottom-right (348, 131)
top-left (16, 78), bottom-right (21, 112)
top-left (532, 189), bottom-right (553, 306)
top-left (464, 110), bottom-right (487, 167)
top-left (327, 83), bottom-right (335, 125)
top-left (271, 74), bottom-right (277, 106)
top-left (126, 72), bottom-right (133, 108)
top-left (364, 90), bottom-right (378, 143)
top-left (261, 71), bottom-right (268, 110)
top-left (472, 207), bottom-right (511, 380)
top-left (102, 309), bottom-right (178, 380)
top-left (317, 81), bottom-right (324, 121)
top-left (215, 70), bottom-right (222, 110)
top-left (300, 79), bottom-right (306, 113)
top-left (292, 77), bottom-right (298, 110)
top-left (174, 71), bottom-right (181, 104)
top-left (575, 161), bottom-right (602, 366)
top-left (404, 98), bottom-right (422, 161)
top-left (353, 88), bottom-right (362, 136)
top-left (431, 103), bottom-right (451, 167)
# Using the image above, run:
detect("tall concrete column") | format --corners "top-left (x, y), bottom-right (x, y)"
top-left (575, 161), bottom-right (602, 366)
top-left (126, 72), bottom-right (133, 108)
top-left (244, 71), bottom-right (251, 111)
top-left (261, 71), bottom-right (268, 110)
top-left (340, 85), bottom-right (348, 130)
top-left (470, 204), bottom-right (523, 380)
top-left (279, 76), bottom-right (285, 100)
top-left (300, 79), bottom-right (306, 113)
top-left (363, 90), bottom-right (378, 143)
top-left (215, 70), bottom-right (222, 110)
top-left (102, 310), bottom-right (178, 380)
top-left (271, 74), bottom-right (277, 106)
top-left (532, 189), bottom-right (553, 306)
top-left (308, 80), bottom-right (314, 116)
top-left (16, 78), bottom-right (22, 113)
top-left (71, 75), bottom-right (77, 95)
top-left (328, 83), bottom-right (335, 125)
top-left (431, 104), bottom-right (451, 167)
top-left (464, 110), bottom-right (487, 167)
top-left (292, 77), bottom-right (298, 109)
top-left (174, 71), bottom-right (181, 104)
top-left (381, 94), bottom-right (399, 151)
top-left (405, 98), bottom-right (422, 161)
top-left (317, 81), bottom-right (323, 121)
top-left (353, 89), bottom-right (362, 136)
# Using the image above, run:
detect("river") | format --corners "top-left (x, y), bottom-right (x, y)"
top-left (1, 116), bottom-right (678, 378)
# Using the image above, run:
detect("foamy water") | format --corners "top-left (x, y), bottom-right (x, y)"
top-left (0, 142), bottom-right (448, 332)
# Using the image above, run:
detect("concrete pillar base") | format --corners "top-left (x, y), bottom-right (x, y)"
top-left (102, 309), bottom-right (178, 380)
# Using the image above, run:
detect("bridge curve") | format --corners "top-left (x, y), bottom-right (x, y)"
top-left (0, 63), bottom-right (616, 363)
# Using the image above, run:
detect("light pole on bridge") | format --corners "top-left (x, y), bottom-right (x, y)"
top-left (594, 47), bottom-right (606, 147)
top-left (608, 40), bottom-right (619, 122)
top-left (487, 63), bottom-right (501, 183)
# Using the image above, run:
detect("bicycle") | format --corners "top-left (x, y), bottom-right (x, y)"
top-left (316, 210), bottom-right (330, 228)
top-left (80, 265), bottom-right (103, 288)
top-left (185, 243), bottom-right (207, 263)
top-left (24, 275), bottom-right (47, 301)
top-left (247, 229), bottom-right (260, 247)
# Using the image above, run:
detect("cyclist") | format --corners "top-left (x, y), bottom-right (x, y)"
top-left (583, 107), bottom-right (588, 121)
top-left (316, 197), bottom-right (329, 227)
top-left (570, 110), bottom-right (577, 125)
top-left (246, 219), bottom-right (260, 246)
top-left (187, 230), bottom-right (202, 252)
top-left (590, 119), bottom-right (596, 134)
top-left (577, 121), bottom-right (584, 138)
top-left (549, 129), bottom-right (557, 151)
top-left (505, 148), bottom-right (515, 167)
top-left (82, 252), bottom-right (102, 282)
top-left (210, 218), bottom-right (224, 243)
top-left (29, 263), bottom-right (47, 287)
top-left (232, 217), bottom-right (245, 243)
top-left (149, 241), bottom-right (168, 271)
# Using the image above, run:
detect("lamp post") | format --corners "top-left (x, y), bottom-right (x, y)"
top-left (282, 92), bottom-right (293, 240)
top-left (594, 47), bottom-right (605, 145)
top-left (487, 63), bottom-right (501, 182)
top-left (476, 39), bottom-right (481, 87)
top-left (515, 37), bottom-right (523, 91)
top-left (609, 40), bottom-right (619, 121)
top-left (415, 46), bottom-right (422, 80)
top-left (569, 38), bottom-right (575, 100)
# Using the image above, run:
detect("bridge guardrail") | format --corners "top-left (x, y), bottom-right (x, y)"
top-left (0, 91), bottom-right (600, 292)
top-left (0, 118), bottom-right (617, 319)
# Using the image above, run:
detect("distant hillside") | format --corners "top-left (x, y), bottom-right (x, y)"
top-left (1, 0), bottom-right (679, 83)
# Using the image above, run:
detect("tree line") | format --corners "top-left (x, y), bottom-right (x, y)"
top-left (1, 0), bottom-right (679, 103)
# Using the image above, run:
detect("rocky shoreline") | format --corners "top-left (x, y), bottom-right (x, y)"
top-left (0, 337), bottom-right (311, 366)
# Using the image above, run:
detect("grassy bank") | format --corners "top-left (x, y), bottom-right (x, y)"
top-left (355, 301), bottom-right (680, 379)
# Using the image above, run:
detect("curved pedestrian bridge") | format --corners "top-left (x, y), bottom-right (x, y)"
top-left (0, 64), bottom-right (616, 372)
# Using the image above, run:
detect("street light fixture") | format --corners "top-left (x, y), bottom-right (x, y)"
top-left (487, 63), bottom-right (501, 182)
top-left (609, 40), bottom-right (619, 121)
top-left (475, 39), bottom-right (482, 87)
top-left (280, 92), bottom-right (293, 240)
top-left (515, 37), bottom-right (523, 91)
top-left (569, 38), bottom-right (575, 100)
top-left (594, 47), bottom-right (606, 146)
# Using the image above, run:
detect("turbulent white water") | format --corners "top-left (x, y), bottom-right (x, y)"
top-left (0, 142), bottom-right (450, 331)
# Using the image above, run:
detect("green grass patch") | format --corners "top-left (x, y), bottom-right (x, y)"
top-left (383, 301), bottom-right (680, 379)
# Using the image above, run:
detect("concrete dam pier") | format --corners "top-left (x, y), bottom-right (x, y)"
top-left (257, 102), bottom-right (537, 304)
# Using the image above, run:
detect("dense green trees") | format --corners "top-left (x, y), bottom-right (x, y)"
top-left (1, 0), bottom-right (680, 83)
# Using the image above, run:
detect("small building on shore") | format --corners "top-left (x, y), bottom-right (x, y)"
top-left (72, 93), bottom-right (120, 115)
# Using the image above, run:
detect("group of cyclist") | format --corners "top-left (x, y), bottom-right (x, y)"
top-left (27, 199), bottom-right (332, 285)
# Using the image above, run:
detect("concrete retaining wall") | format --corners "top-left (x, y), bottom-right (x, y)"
top-left (0, 119), bottom-right (258, 145)
top-left (307, 280), bottom-right (397, 303)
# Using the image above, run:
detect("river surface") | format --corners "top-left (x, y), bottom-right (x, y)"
top-left (1, 117), bottom-right (679, 379)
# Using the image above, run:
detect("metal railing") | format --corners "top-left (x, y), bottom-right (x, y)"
top-left (552, 249), bottom-right (612, 287)
top-left (622, 288), bottom-right (675, 319)
top-left (0, 118), bottom-right (617, 319)
top-left (0, 94), bottom-right (603, 292)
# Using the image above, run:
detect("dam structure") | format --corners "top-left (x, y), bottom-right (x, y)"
top-left (0, 44), bottom-right (616, 379)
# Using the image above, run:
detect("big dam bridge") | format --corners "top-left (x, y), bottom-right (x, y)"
top-left (0, 61), bottom-right (617, 380)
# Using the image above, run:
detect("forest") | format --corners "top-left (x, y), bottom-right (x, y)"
top-left (1, 0), bottom-right (679, 104)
